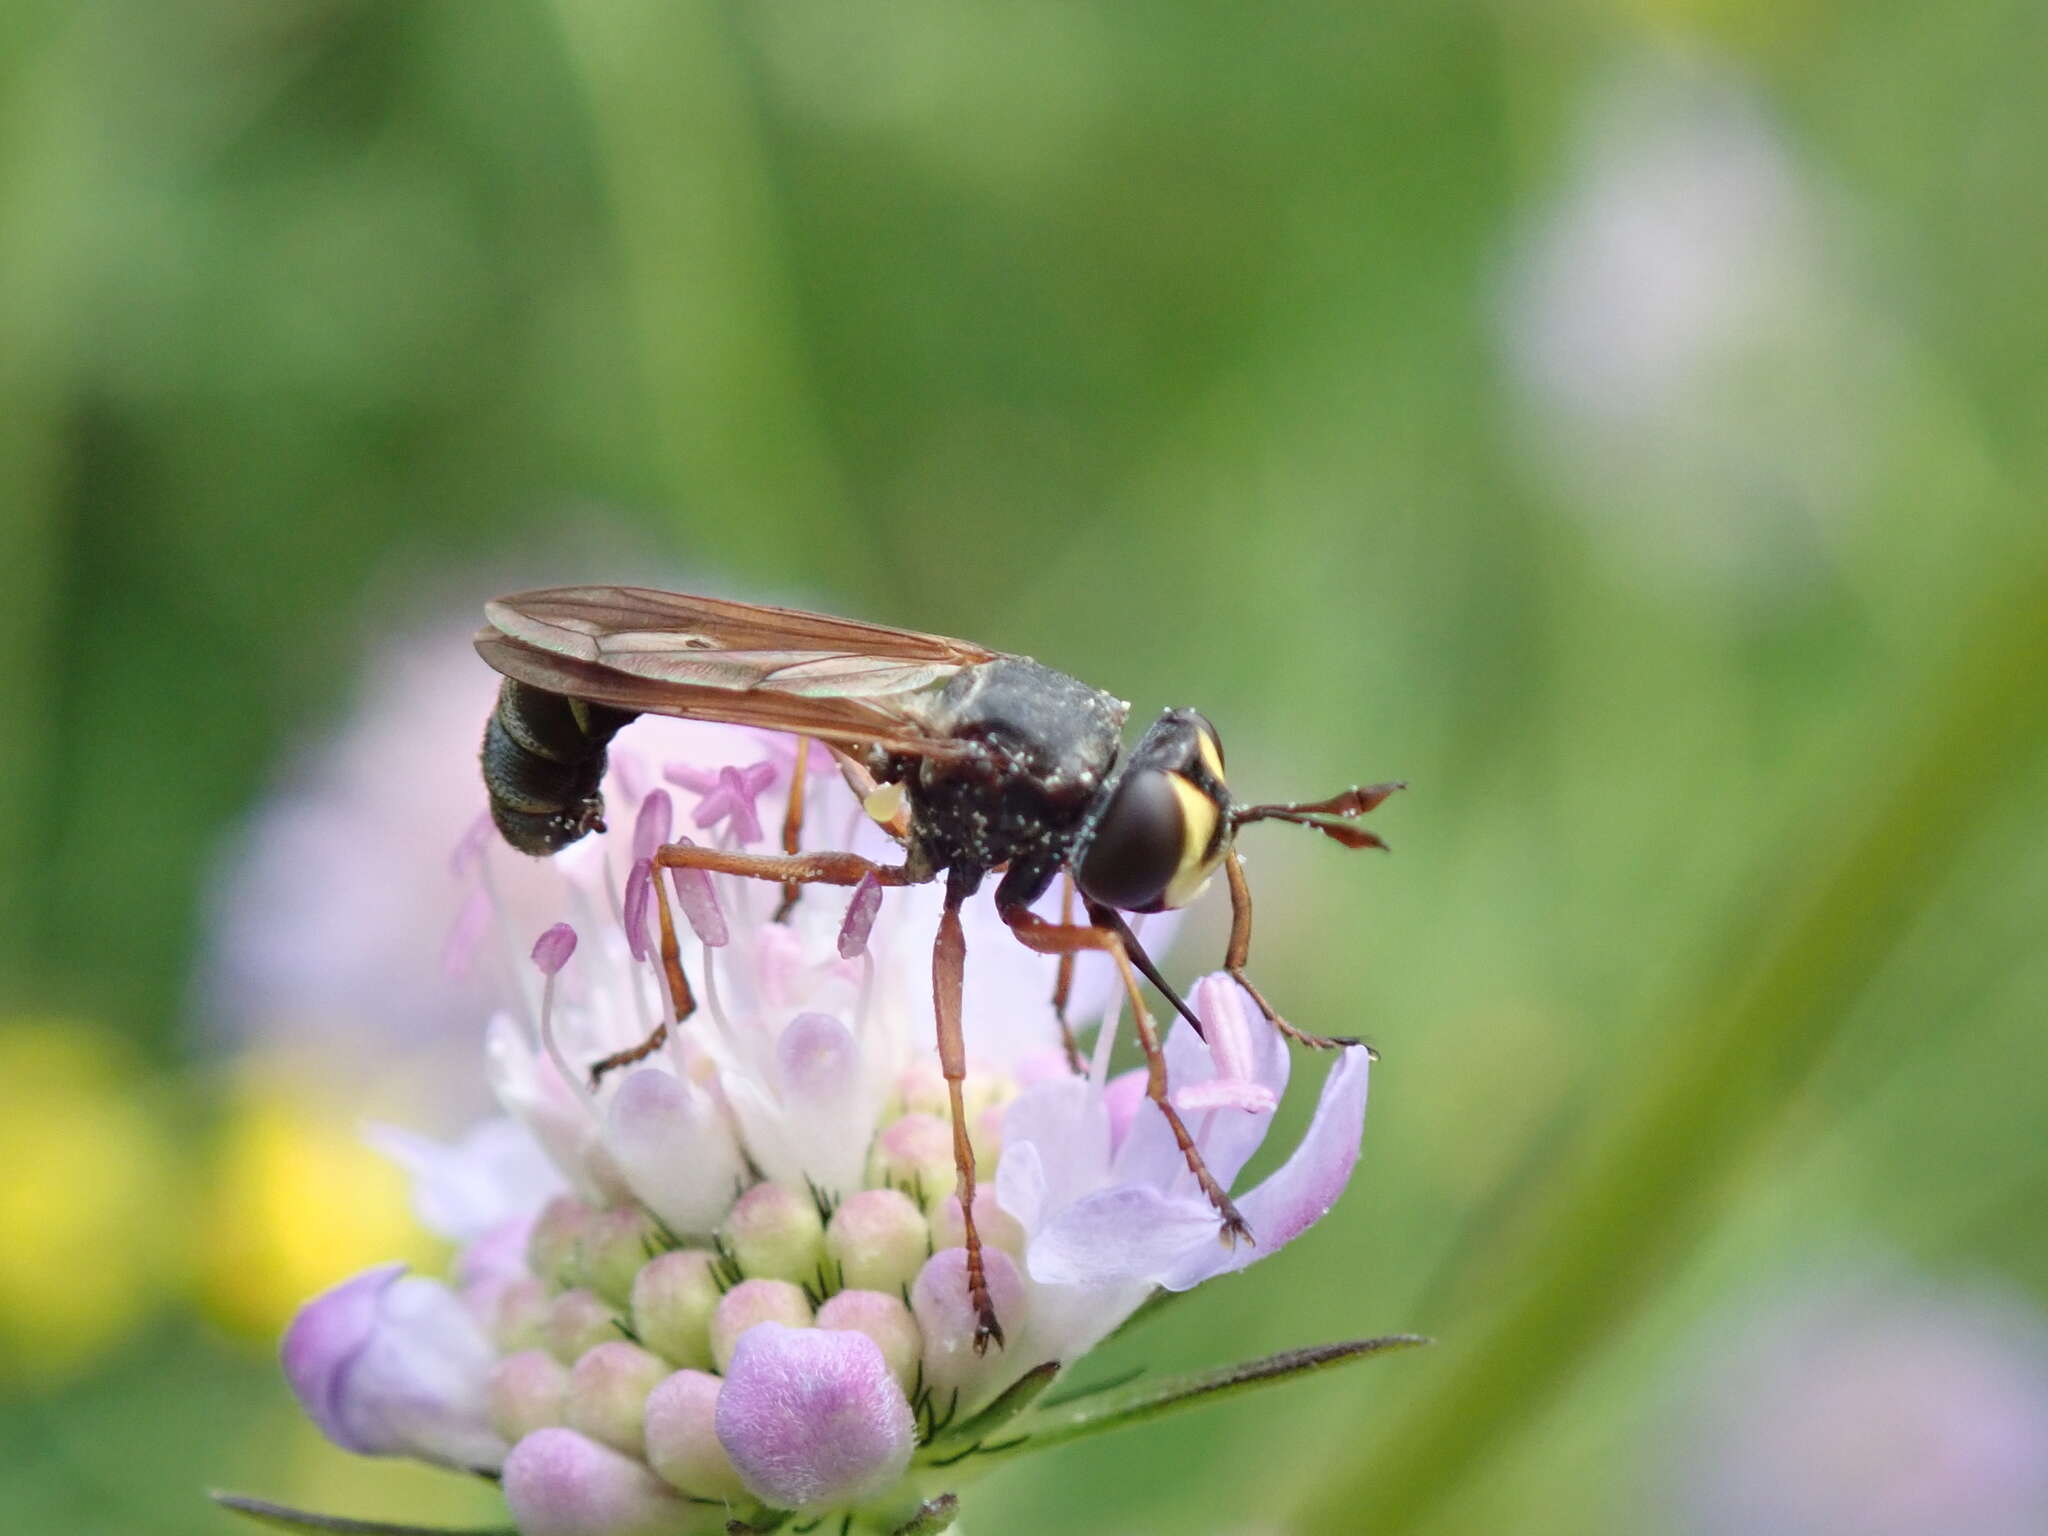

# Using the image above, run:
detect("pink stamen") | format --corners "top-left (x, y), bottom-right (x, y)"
top-left (623, 858), bottom-right (653, 962)
top-left (531, 922), bottom-right (578, 977)
top-left (632, 789), bottom-right (674, 863)
top-left (837, 873), bottom-right (882, 959)
top-left (690, 762), bottom-right (777, 844)
top-left (669, 842), bottom-right (728, 947)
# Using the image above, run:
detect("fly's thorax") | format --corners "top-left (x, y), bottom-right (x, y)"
top-left (899, 657), bottom-right (1128, 879)
top-left (1073, 708), bottom-right (1231, 913)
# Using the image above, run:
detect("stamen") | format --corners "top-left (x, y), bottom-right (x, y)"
top-left (633, 789), bottom-right (674, 863)
top-left (837, 873), bottom-right (883, 959)
top-left (668, 841), bottom-right (729, 946)
top-left (623, 858), bottom-right (654, 962)
top-left (531, 922), bottom-right (578, 978)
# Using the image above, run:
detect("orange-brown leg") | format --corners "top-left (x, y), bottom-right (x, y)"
top-left (587, 844), bottom-right (923, 1086)
top-left (934, 885), bottom-right (1002, 1351)
top-left (1049, 875), bottom-right (1085, 1073)
top-left (772, 738), bottom-right (810, 922)
top-left (1223, 845), bottom-right (1375, 1058)
top-left (1000, 903), bottom-right (1250, 1245)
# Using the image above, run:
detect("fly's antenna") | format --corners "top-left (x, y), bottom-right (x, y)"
top-left (1229, 782), bottom-right (1404, 850)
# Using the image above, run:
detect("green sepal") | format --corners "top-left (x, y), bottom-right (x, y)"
top-left (889, 1493), bottom-right (960, 1535)
top-left (918, 1360), bottom-right (1060, 1460)
top-left (209, 1492), bottom-right (515, 1535)
top-left (985, 1335), bottom-right (1429, 1461)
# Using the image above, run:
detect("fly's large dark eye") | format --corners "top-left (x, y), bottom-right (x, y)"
top-left (1077, 767), bottom-right (1224, 912)
top-left (1077, 769), bottom-right (1184, 911)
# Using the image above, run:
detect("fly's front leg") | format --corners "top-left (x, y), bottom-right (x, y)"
top-left (934, 881), bottom-right (1003, 1352)
top-left (1223, 845), bottom-right (1376, 1059)
top-left (1000, 903), bottom-right (1250, 1247)
top-left (1049, 874), bottom-right (1085, 1073)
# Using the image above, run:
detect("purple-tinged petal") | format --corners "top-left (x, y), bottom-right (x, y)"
top-left (1161, 1044), bottom-right (1371, 1291)
top-left (282, 1264), bottom-right (507, 1470)
top-left (1102, 1069), bottom-right (1146, 1152)
top-left (631, 789), bottom-right (673, 864)
top-left (603, 1067), bottom-right (744, 1237)
top-left (995, 1076), bottom-right (1112, 1229)
top-left (667, 842), bottom-right (728, 946)
top-left (1171, 973), bottom-right (1282, 1119)
top-left (1025, 1186), bottom-right (1223, 1288)
top-left (502, 1427), bottom-right (694, 1536)
top-left (622, 858), bottom-right (653, 962)
top-left (450, 810), bottom-right (494, 878)
top-left (837, 873), bottom-right (882, 959)
top-left (365, 1117), bottom-right (562, 1245)
top-left (282, 1263), bottom-right (404, 1453)
top-left (715, 1323), bottom-right (915, 1512)
top-left (531, 923), bottom-right (577, 977)
top-left (441, 886), bottom-right (491, 980)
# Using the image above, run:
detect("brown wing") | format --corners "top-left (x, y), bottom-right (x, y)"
top-left (476, 585), bottom-right (1001, 756)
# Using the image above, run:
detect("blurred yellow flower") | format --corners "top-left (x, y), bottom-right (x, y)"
top-left (198, 1052), bottom-right (443, 1341)
top-left (0, 1018), bottom-right (186, 1384)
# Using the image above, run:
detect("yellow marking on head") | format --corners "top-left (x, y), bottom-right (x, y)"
top-left (1195, 725), bottom-right (1226, 783)
top-left (1162, 772), bottom-right (1225, 909)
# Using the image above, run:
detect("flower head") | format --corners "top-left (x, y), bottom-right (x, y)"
top-left (270, 714), bottom-right (1389, 1532)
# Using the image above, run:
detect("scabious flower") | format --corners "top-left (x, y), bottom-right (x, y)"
top-left (259, 714), bottom-right (1397, 1535)
top-left (1654, 1265), bottom-right (2048, 1536)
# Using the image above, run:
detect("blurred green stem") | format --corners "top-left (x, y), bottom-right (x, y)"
top-left (0, 4), bottom-right (87, 979)
top-left (542, 1), bottom-right (876, 592)
top-left (1293, 563), bottom-right (2048, 1533)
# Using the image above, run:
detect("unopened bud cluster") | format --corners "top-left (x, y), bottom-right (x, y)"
top-left (469, 1062), bottom-right (1025, 1520)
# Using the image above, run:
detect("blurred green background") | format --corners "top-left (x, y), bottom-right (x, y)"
top-left (3, 2), bottom-right (2045, 1532)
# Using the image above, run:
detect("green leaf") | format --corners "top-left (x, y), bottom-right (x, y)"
top-left (919, 1360), bottom-right (1060, 1459)
top-left (209, 1492), bottom-right (515, 1536)
top-left (982, 1336), bottom-right (1428, 1461)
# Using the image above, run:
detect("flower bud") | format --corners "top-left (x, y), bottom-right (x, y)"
top-left (281, 1264), bottom-right (506, 1471)
top-left (868, 1113), bottom-right (955, 1203)
top-left (528, 1196), bottom-right (592, 1292)
top-left (580, 1206), bottom-right (661, 1309)
top-left (721, 1182), bottom-right (826, 1285)
top-left (815, 1289), bottom-right (922, 1392)
top-left (503, 1426), bottom-right (693, 1536)
top-left (489, 1349), bottom-right (568, 1442)
top-left (489, 1275), bottom-right (551, 1354)
top-left (629, 1248), bottom-right (721, 1371)
top-left (643, 1369), bottom-right (747, 1500)
top-left (894, 1061), bottom-right (949, 1119)
top-left (564, 1340), bottom-right (669, 1458)
top-left (545, 1289), bottom-right (622, 1367)
top-left (912, 1246), bottom-right (1027, 1408)
top-left (930, 1188), bottom-right (1026, 1260)
top-left (715, 1323), bottom-right (915, 1512)
top-left (825, 1188), bottom-right (930, 1296)
top-left (711, 1279), bottom-right (813, 1373)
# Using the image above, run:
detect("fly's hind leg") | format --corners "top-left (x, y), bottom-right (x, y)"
top-left (586, 843), bottom-right (923, 1087)
top-left (772, 737), bottom-right (810, 922)
top-left (934, 877), bottom-right (1003, 1352)
top-left (999, 901), bottom-right (1251, 1248)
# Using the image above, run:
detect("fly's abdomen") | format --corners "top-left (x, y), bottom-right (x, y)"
top-left (481, 678), bottom-right (636, 855)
